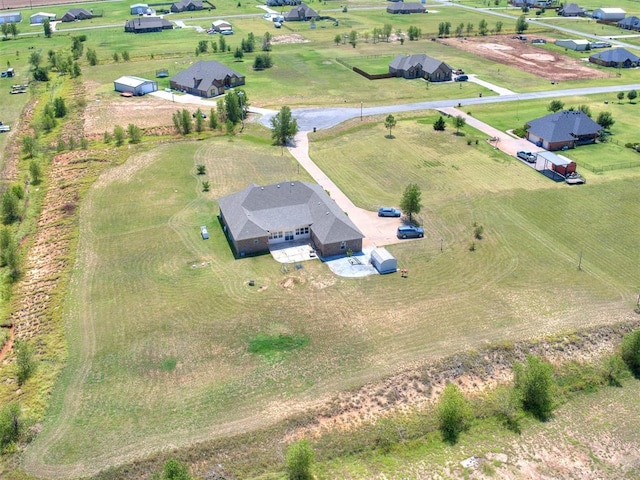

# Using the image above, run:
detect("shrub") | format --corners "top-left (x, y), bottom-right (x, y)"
top-left (437, 383), bottom-right (472, 443)
top-left (285, 440), bottom-right (315, 480)
top-left (15, 340), bottom-right (37, 386)
top-left (0, 402), bottom-right (21, 449)
top-left (514, 355), bottom-right (555, 421)
top-left (621, 329), bottom-right (640, 377)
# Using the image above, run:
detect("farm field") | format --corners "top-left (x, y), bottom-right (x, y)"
top-left (21, 113), bottom-right (640, 476)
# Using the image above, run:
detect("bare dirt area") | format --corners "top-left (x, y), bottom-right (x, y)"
top-left (442, 35), bottom-right (610, 81)
top-left (270, 33), bottom-right (309, 45)
top-left (83, 82), bottom-right (178, 137)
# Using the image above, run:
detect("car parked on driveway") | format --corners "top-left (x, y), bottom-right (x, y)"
top-left (378, 207), bottom-right (401, 217)
top-left (397, 225), bottom-right (424, 239)
top-left (517, 151), bottom-right (536, 163)
top-left (454, 74), bottom-right (468, 82)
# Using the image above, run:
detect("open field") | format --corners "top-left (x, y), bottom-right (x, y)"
top-left (21, 112), bottom-right (640, 476)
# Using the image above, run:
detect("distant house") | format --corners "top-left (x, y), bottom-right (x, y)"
top-left (125, 16), bottom-right (173, 33)
top-left (218, 181), bottom-right (364, 258)
top-left (113, 76), bottom-right (158, 95)
top-left (592, 8), bottom-right (626, 22)
top-left (509, 0), bottom-right (534, 7)
top-left (617, 15), bottom-right (640, 31)
top-left (526, 110), bottom-right (601, 151)
top-left (0, 12), bottom-right (22, 24)
top-left (558, 3), bottom-right (584, 17)
top-left (170, 60), bottom-right (245, 98)
top-left (171, 0), bottom-right (203, 13)
top-left (284, 4), bottom-right (318, 21)
top-left (589, 48), bottom-right (640, 68)
top-left (386, 3), bottom-right (426, 14)
top-left (389, 54), bottom-right (451, 82)
top-left (211, 19), bottom-right (232, 32)
top-left (266, 0), bottom-right (300, 5)
top-left (30, 12), bottom-right (55, 24)
top-left (61, 8), bottom-right (92, 22)
top-left (555, 39), bottom-right (590, 51)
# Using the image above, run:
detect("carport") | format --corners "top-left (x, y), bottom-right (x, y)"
top-left (536, 151), bottom-right (576, 181)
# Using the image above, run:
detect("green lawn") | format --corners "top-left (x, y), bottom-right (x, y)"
top-left (24, 113), bottom-right (640, 475)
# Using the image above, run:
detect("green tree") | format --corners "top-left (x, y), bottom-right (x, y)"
top-left (181, 109), bottom-right (193, 134)
top-left (225, 93), bottom-right (242, 125)
top-left (8, 23), bottom-right (18, 38)
top-left (208, 109), bottom-right (219, 130)
top-left (437, 383), bottom-right (472, 443)
top-left (382, 23), bottom-right (393, 42)
top-left (617, 91), bottom-right (625, 103)
top-left (112, 52), bottom-right (120, 63)
top-left (621, 329), bottom-right (640, 377)
top-left (455, 22), bottom-right (464, 37)
top-left (29, 160), bottom-right (42, 185)
top-left (194, 109), bottom-right (205, 133)
top-left (22, 135), bottom-right (37, 159)
top-left (495, 20), bottom-right (503, 33)
top-left (596, 111), bottom-right (615, 130)
top-left (122, 50), bottom-right (130, 61)
top-left (384, 114), bottom-right (397, 138)
top-left (197, 39), bottom-right (208, 54)
top-left (514, 355), bottom-right (555, 421)
top-left (162, 458), bottom-right (192, 480)
top-left (348, 30), bottom-right (358, 48)
top-left (262, 32), bottom-right (272, 51)
top-left (53, 97), bottom-right (67, 118)
top-left (86, 48), bottom-right (98, 66)
top-left (127, 124), bottom-right (142, 144)
top-left (515, 15), bottom-right (528, 34)
top-left (285, 440), bottom-right (315, 480)
top-left (233, 47), bottom-right (244, 60)
top-left (196, 164), bottom-right (206, 175)
top-left (15, 340), bottom-right (37, 386)
top-left (33, 66), bottom-right (49, 81)
top-left (627, 89), bottom-right (637, 103)
top-left (547, 100), bottom-right (564, 112)
top-left (202, 180), bottom-right (210, 192)
top-left (334, 34), bottom-right (342, 46)
top-left (453, 115), bottom-right (466, 135)
top-left (2, 189), bottom-right (20, 225)
top-left (218, 35), bottom-right (227, 53)
top-left (399, 183), bottom-right (422, 222)
top-left (478, 19), bottom-right (488, 36)
top-left (0, 227), bottom-right (10, 267)
top-left (271, 106), bottom-right (299, 147)
top-left (578, 104), bottom-right (592, 117)
top-left (466, 22), bottom-right (474, 35)
top-left (113, 125), bottom-right (126, 146)
top-left (0, 402), bottom-right (21, 448)
top-left (433, 116), bottom-right (446, 131)
top-left (71, 62), bottom-right (82, 78)
top-left (1, 23), bottom-right (9, 40)
top-left (43, 18), bottom-right (52, 38)
top-left (29, 51), bottom-right (41, 69)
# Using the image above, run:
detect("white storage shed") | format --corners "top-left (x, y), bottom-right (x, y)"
top-left (113, 76), bottom-right (158, 95)
top-left (370, 248), bottom-right (397, 274)
top-left (555, 39), bottom-right (590, 51)
top-left (592, 8), bottom-right (626, 22)
top-left (30, 12), bottom-right (56, 24)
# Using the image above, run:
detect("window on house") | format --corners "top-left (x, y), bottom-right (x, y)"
top-left (340, 241), bottom-right (347, 250)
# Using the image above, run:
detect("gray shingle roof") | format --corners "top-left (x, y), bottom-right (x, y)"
top-left (389, 54), bottom-right (449, 75)
top-left (527, 110), bottom-right (601, 143)
top-left (618, 16), bottom-right (640, 28)
top-left (387, 2), bottom-right (426, 12)
top-left (170, 60), bottom-right (243, 91)
top-left (561, 3), bottom-right (584, 14)
top-left (284, 3), bottom-right (318, 21)
top-left (218, 181), bottom-right (364, 244)
top-left (589, 47), bottom-right (640, 64)
top-left (125, 16), bottom-right (172, 31)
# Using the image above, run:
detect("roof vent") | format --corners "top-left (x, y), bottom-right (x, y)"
top-left (277, 184), bottom-right (280, 188)
top-left (291, 183), bottom-right (294, 186)
top-left (261, 187), bottom-right (264, 190)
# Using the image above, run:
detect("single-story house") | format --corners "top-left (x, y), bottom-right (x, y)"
top-left (592, 7), bottom-right (626, 22)
top-left (284, 4), bottom-right (319, 21)
top-left (0, 12), bottom-right (22, 24)
top-left (130, 3), bottom-right (149, 14)
top-left (30, 12), bottom-right (56, 24)
top-left (266, 0), bottom-right (301, 5)
top-left (536, 151), bottom-right (576, 177)
top-left (526, 110), bottom-right (601, 151)
top-left (555, 39), bottom-right (590, 51)
top-left (386, 2), bottom-right (426, 14)
top-left (170, 60), bottom-right (245, 97)
top-left (218, 181), bottom-right (364, 258)
top-left (114, 76), bottom-right (158, 95)
top-left (61, 8), bottom-right (92, 22)
top-left (510, 0), bottom-right (535, 7)
top-left (558, 3), bottom-right (584, 17)
top-left (211, 19), bottom-right (232, 32)
top-left (171, 0), bottom-right (203, 12)
top-left (124, 16), bottom-right (173, 33)
top-left (617, 16), bottom-right (640, 30)
top-left (589, 47), bottom-right (640, 67)
top-left (370, 248), bottom-right (397, 274)
top-left (389, 54), bottom-right (451, 82)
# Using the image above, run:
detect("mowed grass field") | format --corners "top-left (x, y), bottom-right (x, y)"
top-left (24, 113), bottom-right (640, 476)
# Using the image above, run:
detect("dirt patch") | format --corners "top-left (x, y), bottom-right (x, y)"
top-left (441, 35), bottom-right (609, 81)
top-left (271, 34), bottom-right (309, 45)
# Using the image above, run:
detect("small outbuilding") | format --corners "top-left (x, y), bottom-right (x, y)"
top-left (592, 8), bottom-right (626, 22)
top-left (536, 151), bottom-right (576, 177)
top-left (211, 19), bottom-right (232, 32)
top-left (30, 12), bottom-right (56, 24)
top-left (114, 76), bottom-right (158, 95)
top-left (130, 3), bottom-right (149, 14)
top-left (370, 248), bottom-right (397, 274)
top-left (554, 39), bottom-right (590, 51)
top-left (0, 12), bottom-right (22, 24)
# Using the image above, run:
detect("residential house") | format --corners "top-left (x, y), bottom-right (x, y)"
top-left (589, 48), bottom-right (640, 67)
top-left (386, 3), bottom-right (426, 14)
top-left (113, 76), bottom-right (158, 95)
top-left (61, 8), bottom-right (92, 22)
top-left (124, 16), bottom-right (173, 33)
top-left (171, 0), bottom-right (203, 13)
top-left (30, 12), bottom-right (56, 24)
top-left (389, 54), bottom-right (451, 82)
top-left (526, 110), bottom-right (601, 151)
top-left (218, 181), bottom-right (364, 258)
top-left (170, 60), bottom-right (245, 97)
top-left (266, 0), bottom-right (301, 6)
top-left (557, 3), bottom-right (584, 16)
top-left (555, 39), bottom-right (590, 51)
top-left (0, 12), bottom-right (22, 24)
top-left (592, 7), bottom-right (626, 22)
top-left (284, 4), bottom-right (318, 21)
top-left (617, 16), bottom-right (640, 30)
